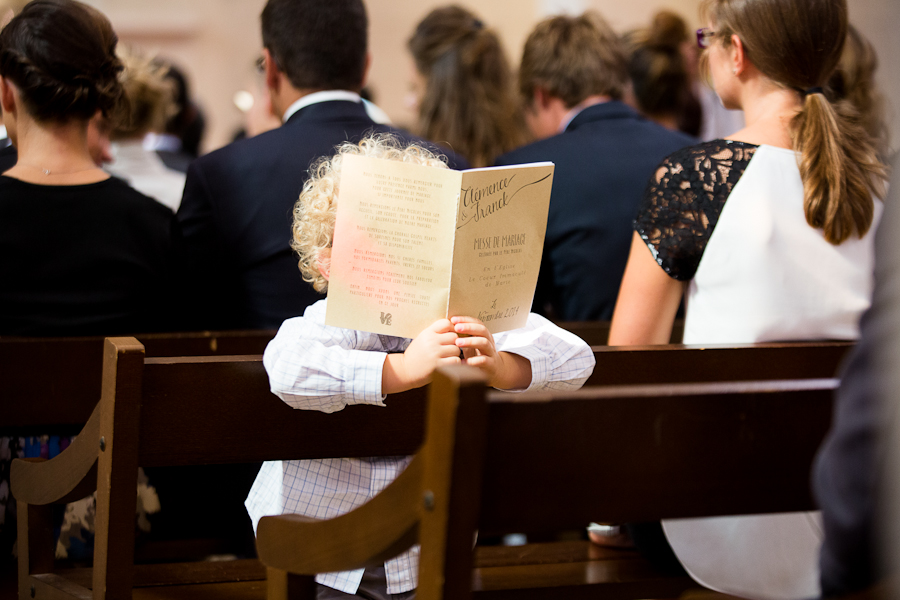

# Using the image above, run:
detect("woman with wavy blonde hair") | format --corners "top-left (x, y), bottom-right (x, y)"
top-left (407, 6), bottom-right (527, 167)
top-left (606, 0), bottom-right (886, 597)
top-left (103, 47), bottom-right (186, 211)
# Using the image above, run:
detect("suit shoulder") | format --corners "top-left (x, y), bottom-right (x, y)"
top-left (193, 127), bottom-right (292, 168)
top-left (494, 137), bottom-right (566, 166)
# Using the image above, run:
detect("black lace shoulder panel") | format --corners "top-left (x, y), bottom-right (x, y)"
top-left (634, 139), bottom-right (758, 281)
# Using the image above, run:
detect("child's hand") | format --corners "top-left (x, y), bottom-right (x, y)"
top-left (382, 319), bottom-right (460, 393)
top-left (451, 316), bottom-right (532, 390)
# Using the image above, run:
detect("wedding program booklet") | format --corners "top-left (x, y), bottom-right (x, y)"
top-left (325, 154), bottom-right (554, 339)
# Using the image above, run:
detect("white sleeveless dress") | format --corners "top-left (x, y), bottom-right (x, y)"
top-left (636, 141), bottom-right (880, 600)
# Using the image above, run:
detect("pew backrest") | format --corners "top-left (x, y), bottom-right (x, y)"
top-left (587, 340), bottom-right (853, 386)
top-left (0, 329), bottom-right (275, 435)
top-left (255, 367), bottom-right (839, 600)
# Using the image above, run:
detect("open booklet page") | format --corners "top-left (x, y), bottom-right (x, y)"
top-left (326, 154), bottom-right (554, 338)
top-left (326, 154), bottom-right (461, 338)
top-left (449, 163), bottom-right (554, 333)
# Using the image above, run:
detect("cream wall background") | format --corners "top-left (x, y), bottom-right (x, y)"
top-left (82, 0), bottom-right (899, 154)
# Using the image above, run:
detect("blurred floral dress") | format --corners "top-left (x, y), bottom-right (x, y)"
top-left (0, 435), bottom-right (159, 561)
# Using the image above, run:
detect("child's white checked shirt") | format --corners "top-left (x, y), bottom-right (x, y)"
top-left (245, 299), bottom-right (595, 595)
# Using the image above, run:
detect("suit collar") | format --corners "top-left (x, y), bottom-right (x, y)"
top-left (284, 99), bottom-right (371, 125)
top-left (565, 101), bottom-right (642, 132)
top-left (282, 90), bottom-right (362, 123)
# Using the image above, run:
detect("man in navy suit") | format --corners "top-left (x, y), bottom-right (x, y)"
top-left (494, 12), bottom-right (694, 322)
top-left (177, 0), bottom-right (465, 330)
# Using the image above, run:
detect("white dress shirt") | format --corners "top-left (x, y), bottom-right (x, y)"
top-left (104, 140), bottom-right (187, 212)
top-left (246, 299), bottom-right (595, 594)
top-left (282, 90), bottom-right (392, 125)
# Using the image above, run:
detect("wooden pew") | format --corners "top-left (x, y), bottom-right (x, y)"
top-left (257, 367), bottom-right (838, 600)
top-left (11, 338), bottom-right (428, 599)
top-left (587, 340), bottom-right (853, 385)
top-left (10, 338), bottom-right (848, 599)
top-left (1, 330), bottom-right (274, 436)
top-left (558, 319), bottom-right (684, 345)
top-left (0, 330), bottom-right (275, 567)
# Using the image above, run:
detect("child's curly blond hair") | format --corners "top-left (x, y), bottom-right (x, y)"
top-left (293, 134), bottom-right (449, 292)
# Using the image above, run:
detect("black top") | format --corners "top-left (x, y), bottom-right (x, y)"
top-left (634, 139), bottom-right (758, 281)
top-left (177, 99), bottom-right (468, 330)
top-left (0, 175), bottom-right (181, 336)
top-left (494, 101), bottom-right (696, 321)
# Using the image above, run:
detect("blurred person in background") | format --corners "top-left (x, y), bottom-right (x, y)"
top-left (105, 47), bottom-right (186, 212)
top-left (176, 0), bottom-right (466, 332)
top-left (624, 16), bottom-right (702, 136)
top-left (641, 9), bottom-right (745, 140)
top-left (827, 24), bottom-right (889, 159)
top-left (494, 11), bottom-right (694, 322)
top-left (407, 5), bottom-right (527, 168)
top-left (143, 60), bottom-right (203, 170)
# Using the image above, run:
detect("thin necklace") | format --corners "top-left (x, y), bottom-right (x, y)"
top-left (16, 163), bottom-right (98, 176)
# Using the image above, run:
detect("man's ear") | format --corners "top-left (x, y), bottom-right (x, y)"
top-left (360, 52), bottom-right (372, 90)
top-left (0, 77), bottom-right (16, 116)
top-left (534, 86), bottom-right (552, 111)
top-left (263, 48), bottom-right (281, 94)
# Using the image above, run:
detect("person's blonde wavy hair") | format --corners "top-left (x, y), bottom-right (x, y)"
top-left (292, 134), bottom-right (449, 293)
top-left (112, 46), bottom-right (176, 139)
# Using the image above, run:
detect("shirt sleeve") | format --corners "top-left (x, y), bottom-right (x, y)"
top-left (493, 312), bottom-right (595, 391)
top-left (262, 309), bottom-right (388, 413)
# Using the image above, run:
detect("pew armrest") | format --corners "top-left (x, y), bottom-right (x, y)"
top-left (256, 455), bottom-right (423, 574)
top-left (11, 403), bottom-right (101, 505)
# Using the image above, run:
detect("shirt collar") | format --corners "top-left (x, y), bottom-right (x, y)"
top-left (142, 132), bottom-right (182, 153)
top-left (282, 90), bottom-right (362, 123)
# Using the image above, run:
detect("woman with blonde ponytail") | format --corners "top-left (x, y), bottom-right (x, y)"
top-left (606, 0), bottom-right (887, 597)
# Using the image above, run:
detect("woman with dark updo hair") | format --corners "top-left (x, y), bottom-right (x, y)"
top-left (0, 0), bottom-right (180, 336)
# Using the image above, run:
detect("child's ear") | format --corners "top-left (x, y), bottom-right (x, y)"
top-left (317, 250), bottom-right (331, 281)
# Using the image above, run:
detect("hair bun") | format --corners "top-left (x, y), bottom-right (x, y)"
top-left (0, 0), bottom-right (125, 122)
